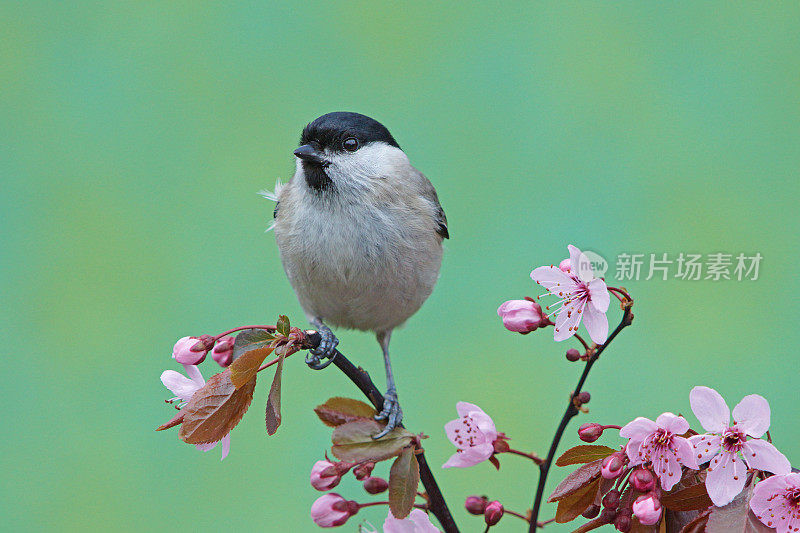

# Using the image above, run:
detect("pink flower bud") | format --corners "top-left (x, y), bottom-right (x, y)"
top-left (310, 460), bottom-right (341, 491)
top-left (602, 489), bottom-right (621, 509)
top-left (352, 462), bottom-right (375, 480)
top-left (484, 501), bottom-right (504, 526)
top-left (212, 337), bottom-right (235, 367)
top-left (632, 493), bottom-right (661, 526)
top-left (578, 423), bottom-right (604, 443)
top-left (173, 336), bottom-right (207, 365)
top-left (497, 300), bottom-right (544, 334)
top-left (464, 496), bottom-right (488, 515)
top-left (630, 468), bottom-right (656, 492)
top-left (566, 348), bottom-right (581, 362)
top-left (310, 493), bottom-right (355, 528)
top-left (363, 476), bottom-right (389, 494)
top-left (601, 453), bottom-right (625, 479)
top-left (559, 258), bottom-right (572, 272)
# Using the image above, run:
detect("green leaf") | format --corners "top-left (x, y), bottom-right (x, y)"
top-left (229, 346), bottom-right (273, 389)
top-left (556, 477), bottom-right (600, 523)
top-left (549, 459), bottom-right (603, 502)
top-left (276, 315), bottom-right (290, 337)
top-left (556, 445), bottom-right (617, 467)
top-left (179, 369), bottom-right (256, 445)
top-left (331, 419), bottom-right (415, 463)
top-left (232, 329), bottom-right (275, 362)
top-left (265, 353), bottom-right (284, 435)
top-left (314, 397), bottom-right (378, 427)
top-left (388, 446), bottom-right (420, 519)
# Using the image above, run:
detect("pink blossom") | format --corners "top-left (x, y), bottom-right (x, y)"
top-left (497, 299), bottom-right (545, 333)
top-left (443, 402), bottom-right (499, 468)
top-left (750, 473), bottom-right (800, 533)
top-left (310, 460), bottom-right (341, 491)
top-left (172, 336), bottom-right (207, 365)
top-left (383, 509), bottom-right (441, 532)
top-left (531, 245), bottom-right (610, 344)
top-left (310, 493), bottom-right (355, 528)
top-left (160, 364), bottom-right (231, 460)
top-left (601, 452), bottom-right (625, 479)
top-left (212, 336), bottom-right (235, 367)
top-left (620, 413), bottom-right (698, 491)
top-left (688, 386), bottom-right (790, 506)
top-left (632, 493), bottom-right (662, 525)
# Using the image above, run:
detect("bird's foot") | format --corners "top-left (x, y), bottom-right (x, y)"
top-left (305, 324), bottom-right (339, 370)
top-left (373, 388), bottom-right (403, 439)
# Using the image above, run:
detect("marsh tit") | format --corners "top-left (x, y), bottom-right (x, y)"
top-left (270, 112), bottom-right (448, 438)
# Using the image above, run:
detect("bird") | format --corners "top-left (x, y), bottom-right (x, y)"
top-left (270, 111), bottom-right (448, 438)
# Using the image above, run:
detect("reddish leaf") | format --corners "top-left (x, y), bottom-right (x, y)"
top-left (229, 346), bottom-right (273, 389)
top-left (556, 445), bottom-right (618, 467)
top-left (630, 517), bottom-right (660, 533)
top-left (156, 408), bottom-right (185, 431)
top-left (556, 478), bottom-right (600, 523)
top-left (705, 483), bottom-right (773, 533)
top-left (571, 517), bottom-right (606, 533)
top-left (231, 329), bottom-right (275, 362)
top-left (314, 397), bottom-right (378, 427)
top-left (662, 482), bottom-right (713, 512)
top-left (388, 446), bottom-right (420, 519)
top-left (331, 419), bottom-right (414, 463)
top-left (178, 370), bottom-right (256, 444)
top-left (549, 459), bottom-right (603, 502)
top-left (489, 455), bottom-right (500, 470)
top-left (677, 510), bottom-right (710, 533)
top-left (265, 354), bottom-right (284, 435)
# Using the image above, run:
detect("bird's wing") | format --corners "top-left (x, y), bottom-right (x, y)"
top-left (415, 169), bottom-right (449, 239)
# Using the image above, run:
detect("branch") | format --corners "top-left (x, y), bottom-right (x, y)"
top-left (303, 332), bottom-right (460, 533)
top-left (527, 302), bottom-right (634, 532)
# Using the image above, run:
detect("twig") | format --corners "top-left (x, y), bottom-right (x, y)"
top-left (527, 302), bottom-right (634, 532)
top-left (303, 332), bottom-right (460, 533)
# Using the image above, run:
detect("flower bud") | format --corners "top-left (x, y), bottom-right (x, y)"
top-left (559, 258), bottom-right (572, 272)
top-left (578, 423), bottom-right (604, 443)
top-left (575, 391), bottom-right (591, 405)
top-left (602, 489), bottom-right (621, 509)
top-left (352, 462), bottom-right (375, 480)
top-left (601, 453), bottom-right (625, 479)
top-left (465, 496), bottom-right (488, 515)
top-left (310, 493), bottom-right (356, 527)
top-left (362, 476), bottom-right (388, 494)
top-left (212, 337), bottom-right (235, 367)
top-left (484, 501), bottom-right (504, 526)
top-left (632, 493), bottom-right (662, 526)
top-left (497, 300), bottom-right (544, 334)
top-left (310, 460), bottom-right (341, 491)
top-left (600, 507), bottom-right (617, 524)
top-left (630, 468), bottom-right (656, 492)
top-left (566, 348), bottom-right (581, 362)
top-left (614, 513), bottom-right (632, 532)
top-left (173, 336), bottom-right (207, 365)
top-left (582, 504), bottom-right (601, 519)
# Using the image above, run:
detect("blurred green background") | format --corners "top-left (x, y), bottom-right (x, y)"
top-left (2, 2), bottom-right (798, 532)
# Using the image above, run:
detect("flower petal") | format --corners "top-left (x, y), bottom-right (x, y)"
top-left (161, 370), bottom-right (201, 400)
top-left (531, 265), bottom-right (577, 292)
top-left (705, 451), bottom-right (747, 506)
top-left (455, 401), bottom-right (484, 418)
top-left (568, 245), bottom-right (583, 274)
top-left (673, 436), bottom-right (699, 470)
top-left (742, 439), bottom-right (791, 475)
top-left (625, 436), bottom-right (646, 466)
top-left (553, 300), bottom-right (583, 341)
top-left (468, 410), bottom-right (498, 442)
top-left (620, 417), bottom-right (658, 439)
top-left (183, 364), bottom-right (206, 388)
top-left (656, 412), bottom-right (690, 435)
top-left (732, 394), bottom-right (770, 438)
top-left (582, 303), bottom-right (608, 344)
top-left (688, 434), bottom-right (722, 465)
top-left (220, 434), bottom-right (231, 461)
top-left (587, 278), bottom-right (610, 313)
top-left (689, 386), bottom-right (730, 433)
top-left (445, 419), bottom-right (473, 448)
top-left (195, 440), bottom-right (218, 452)
top-left (442, 444), bottom-right (493, 468)
top-left (653, 446), bottom-right (683, 490)
top-left (750, 474), bottom-right (788, 517)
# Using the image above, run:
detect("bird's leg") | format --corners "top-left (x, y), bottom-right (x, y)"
top-left (305, 318), bottom-right (339, 370)
top-left (373, 330), bottom-right (403, 439)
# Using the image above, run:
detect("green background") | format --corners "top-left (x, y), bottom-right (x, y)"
top-left (2, 2), bottom-right (798, 532)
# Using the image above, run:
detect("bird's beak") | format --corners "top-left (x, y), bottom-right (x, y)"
top-left (293, 144), bottom-right (327, 165)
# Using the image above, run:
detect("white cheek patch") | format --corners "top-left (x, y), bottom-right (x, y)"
top-left (327, 142), bottom-right (409, 185)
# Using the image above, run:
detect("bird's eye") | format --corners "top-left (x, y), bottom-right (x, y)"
top-left (343, 138), bottom-right (359, 152)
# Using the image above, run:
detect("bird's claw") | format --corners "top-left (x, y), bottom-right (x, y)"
top-left (305, 325), bottom-right (339, 370)
top-left (373, 389), bottom-right (403, 439)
